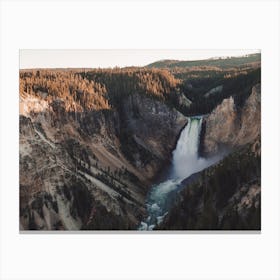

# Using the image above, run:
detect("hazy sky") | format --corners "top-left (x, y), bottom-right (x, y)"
top-left (20, 49), bottom-right (260, 69)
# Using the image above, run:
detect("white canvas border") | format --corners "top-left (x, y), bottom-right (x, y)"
top-left (1, 0), bottom-right (280, 279)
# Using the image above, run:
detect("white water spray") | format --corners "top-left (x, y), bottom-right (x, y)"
top-left (172, 117), bottom-right (203, 179)
top-left (139, 116), bottom-right (221, 230)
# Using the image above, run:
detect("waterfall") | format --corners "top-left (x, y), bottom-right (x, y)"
top-left (139, 116), bottom-right (221, 230)
top-left (172, 117), bottom-right (203, 179)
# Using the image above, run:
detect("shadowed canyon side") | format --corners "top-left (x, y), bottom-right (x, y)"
top-left (19, 52), bottom-right (261, 230)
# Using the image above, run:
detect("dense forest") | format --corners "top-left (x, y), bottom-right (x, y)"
top-left (20, 68), bottom-right (179, 111)
top-left (20, 53), bottom-right (260, 118)
top-left (157, 140), bottom-right (261, 230)
top-left (179, 67), bottom-right (261, 115)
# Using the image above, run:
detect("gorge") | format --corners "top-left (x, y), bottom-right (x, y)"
top-left (19, 53), bottom-right (261, 230)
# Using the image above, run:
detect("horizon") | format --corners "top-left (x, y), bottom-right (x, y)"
top-left (19, 49), bottom-right (260, 69)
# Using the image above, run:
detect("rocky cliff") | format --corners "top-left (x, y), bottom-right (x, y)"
top-left (202, 84), bottom-right (261, 156)
top-left (19, 69), bottom-right (187, 230)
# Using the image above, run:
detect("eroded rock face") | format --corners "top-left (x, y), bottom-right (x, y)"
top-left (204, 85), bottom-right (223, 98)
top-left (203, 96), bottom-right (238, 155)
top-left (234, 84), bottom-right (261, 146)
top-left (20, 89), bottom-right (186, 230)
top-left (202, 84), bottom-right (261, 156)
top-left (122, 93), bottom-right (187, 178)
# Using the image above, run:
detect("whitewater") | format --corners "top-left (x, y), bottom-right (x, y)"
top-left (139, 116), bottom-right (221, 230)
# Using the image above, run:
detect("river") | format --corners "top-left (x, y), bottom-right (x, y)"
top-left (139, 116), bottom-right (221, 230)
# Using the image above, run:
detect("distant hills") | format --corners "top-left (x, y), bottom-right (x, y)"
top-left (146, 53), bottom-right (261, 69)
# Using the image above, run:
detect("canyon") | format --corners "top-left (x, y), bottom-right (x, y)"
top-left (19, 54), bottom-right (261, 230)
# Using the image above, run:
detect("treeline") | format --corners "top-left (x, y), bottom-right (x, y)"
top-left (178, 67), bottom-right (261, 115)
top-left (20, 65), bottom-right (260, 117)
top-left (20, 70), bottom-right (110, 111)
top-left (20, 68), bottom-right (180, 112)
top-left (81, 68), bottom-right (179, 109)
top-left (147, 53), bottom-right (261, 69)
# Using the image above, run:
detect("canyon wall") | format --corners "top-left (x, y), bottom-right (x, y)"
top-left (202, 84), bottom-right (261, 156)
top-left (19, 70), bottom-right (186, 230)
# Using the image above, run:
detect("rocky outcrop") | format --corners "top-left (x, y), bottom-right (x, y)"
top-left (177, 92), bottom-right (192, 108)
top-left (204, 85), bottom-right (223, 98)
top-left (234, 84), bottom-right (261, 146)
top-left (121, 93), bottom-right (186, 178)
top-left (202, 84), bottom-right (261, 156)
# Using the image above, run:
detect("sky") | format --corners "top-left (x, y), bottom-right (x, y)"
top-left (19, 49), bottom-right (260, 69)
